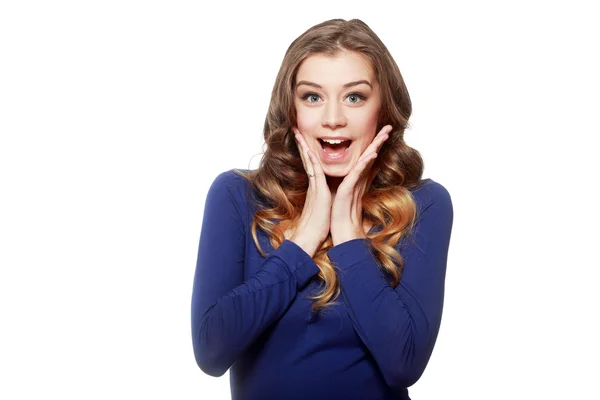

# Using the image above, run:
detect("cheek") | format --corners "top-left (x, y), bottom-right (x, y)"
top-left (354, 108), bottom-right (380, 152)
top-left (362, 106), bottom-right (380, 129)
top-left (295, 108), bottom-right (320, 133)
top-left (358, 136), bottom-right (376, 155)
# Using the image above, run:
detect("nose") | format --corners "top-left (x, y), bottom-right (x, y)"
top-left (321, 101), bottom-right (347, 129)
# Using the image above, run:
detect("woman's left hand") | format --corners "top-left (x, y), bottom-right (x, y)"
top-left (330, 125), bottom-right (392, 246)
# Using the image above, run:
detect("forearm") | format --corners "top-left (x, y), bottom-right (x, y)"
top-left (192, 239), bottom-right (319, 376)
top-left (328, 239), bottom-right (437, 388)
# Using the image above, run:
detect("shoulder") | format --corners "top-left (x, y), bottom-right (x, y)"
top-left (206, 168), bottom-right (254, 214)
top-left (397, 178), bottom-right (453, 249)
top-left (210, 168), bottom-right (251, 189)
top-left (409, 178), bottom-right (453, 219)
top-left (208, 168), bottom-right (254, 198)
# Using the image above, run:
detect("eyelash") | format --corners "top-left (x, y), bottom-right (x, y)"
top-left (300, 92), bottom-right (367, 104)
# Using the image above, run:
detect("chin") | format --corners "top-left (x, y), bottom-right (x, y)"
top-left (322, 165), bottom-right (351, 177)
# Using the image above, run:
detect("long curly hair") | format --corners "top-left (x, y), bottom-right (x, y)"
top-left (234, 18), bottom-right (424, 313)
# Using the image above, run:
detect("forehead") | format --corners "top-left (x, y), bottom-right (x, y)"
top-left (295, 51), bottom-right (375, 86)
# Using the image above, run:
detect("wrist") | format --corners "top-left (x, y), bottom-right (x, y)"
top-left (332, 229), bottom-right (366, 247)
top-left (289, 235), bottom-right (317, 258)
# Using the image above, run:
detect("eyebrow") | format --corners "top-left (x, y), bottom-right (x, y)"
top-left (295, 80), bottom-right (373, 90)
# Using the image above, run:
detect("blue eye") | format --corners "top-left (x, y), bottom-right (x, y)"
top-left (346, 92), bottom-right (366, 103)
top-left (300, 92), bottom-right (367, 104)
top-left (301, 93), bottom-right (321, 103)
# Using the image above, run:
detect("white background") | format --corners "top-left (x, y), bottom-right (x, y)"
top-left (1, 1), bottom-right (598, 399)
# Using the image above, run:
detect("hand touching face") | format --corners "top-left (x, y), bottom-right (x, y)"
top-left (293, 51), bottom-right (383, 178)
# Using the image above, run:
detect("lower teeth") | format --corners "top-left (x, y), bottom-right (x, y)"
top-left (322, 144), bottom-right (350, 155)
top-left (324, 148), bottom-right (345, 157)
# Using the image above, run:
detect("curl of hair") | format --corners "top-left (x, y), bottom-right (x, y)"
top-left (234, 18), bottom-right (424, 313)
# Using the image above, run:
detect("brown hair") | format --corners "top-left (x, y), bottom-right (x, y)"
top-left (234, 18), bottom-right (424, 312)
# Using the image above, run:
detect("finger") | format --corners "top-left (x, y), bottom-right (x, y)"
top-left (294, 130), bottom-right (329, 192)
top-left (296, 130), bottom-right (316, 178)
top-left (298, 135), bottom-right (316, 179)
top-left (293, 127), bottom-right (311, 175)
top-left (373, 124), bottom-right (392, 151)
top-left (358, 151), bottom-right (378, 173)
top-left (299, 134), bottom-right (327, 185)
top-left (361, 125), bottom-right (392, 159)
top-left (306, 147), bottom-right (326, 187)
top-left (377, 126), bottom-right (392, 150)
top-left (341, 151), bottom-right (378, 195)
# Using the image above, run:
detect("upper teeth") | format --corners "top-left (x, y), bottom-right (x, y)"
top-left (322, 139), bottom-right (347, 144)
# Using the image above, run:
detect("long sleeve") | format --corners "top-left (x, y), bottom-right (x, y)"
top-left (191, 171), bottom-right (319, 377)
top-left (327, 181), bottom-right (453, 390)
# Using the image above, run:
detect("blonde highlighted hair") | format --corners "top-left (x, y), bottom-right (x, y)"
top-left (234, 18), bottom-right (424, 312)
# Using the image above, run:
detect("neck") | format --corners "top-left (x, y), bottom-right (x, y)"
top-left (326, 175), bottom-right (343, 196)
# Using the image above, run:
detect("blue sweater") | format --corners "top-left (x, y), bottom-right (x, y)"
top-left (191, 169), bottom-right (453, 400)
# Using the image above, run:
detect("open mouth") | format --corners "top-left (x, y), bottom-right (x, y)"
top-left (318, 139), bottom-right (352, 154)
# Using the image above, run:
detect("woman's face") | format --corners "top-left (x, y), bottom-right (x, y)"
top-left (293, 50), bottom-right (382, 178)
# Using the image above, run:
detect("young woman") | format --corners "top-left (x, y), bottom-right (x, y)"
top-left (191, 18), bottom-right (453, 400)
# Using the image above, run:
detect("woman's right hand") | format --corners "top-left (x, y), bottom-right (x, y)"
top-left (290, 127), bottom-right (332, 258)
